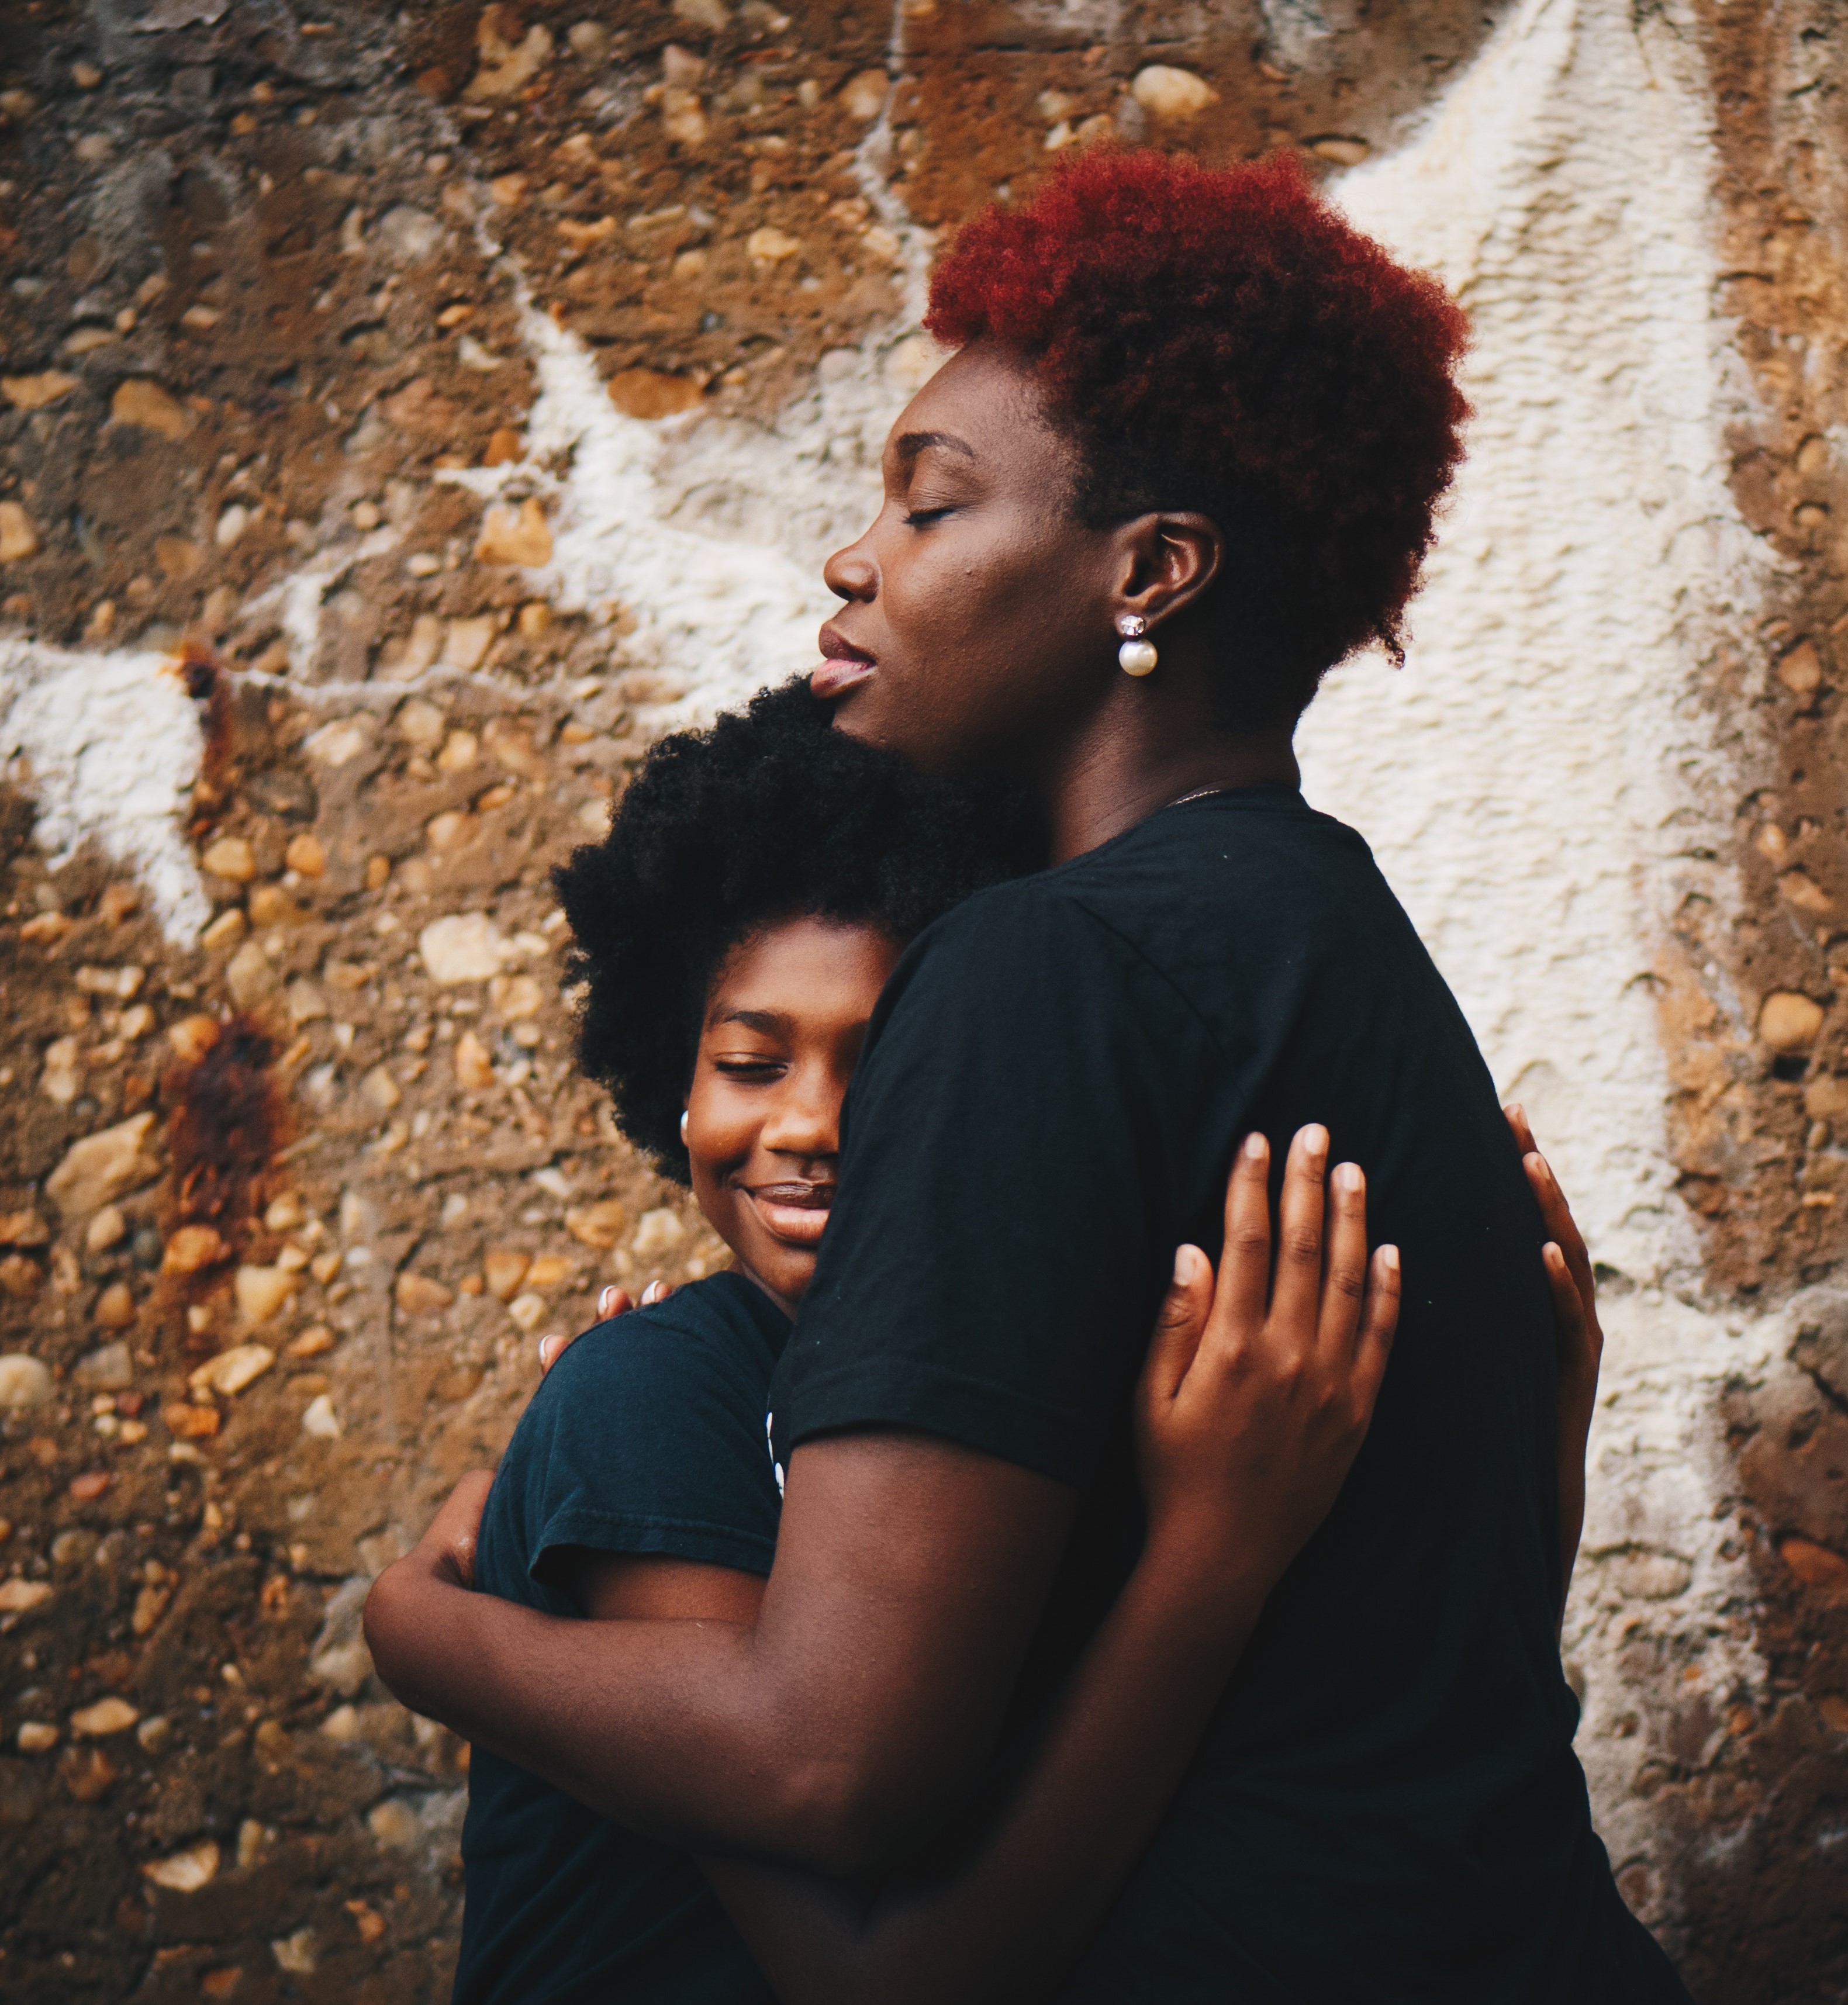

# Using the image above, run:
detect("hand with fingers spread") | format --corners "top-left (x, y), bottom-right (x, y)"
top-left (1503, 1104), bottom-right (1605, 1615)
top-left (1135, 1125), bottom-right (1400, 1611)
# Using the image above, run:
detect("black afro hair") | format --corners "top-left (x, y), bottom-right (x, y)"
top-left (553, 677), bottom-right (1025, 1183)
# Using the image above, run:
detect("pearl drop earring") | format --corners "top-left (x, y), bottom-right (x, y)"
top-left (1117, 613), bottom-right (1158, 677)
top-left (679, 1109), bottom-right (689, 1142)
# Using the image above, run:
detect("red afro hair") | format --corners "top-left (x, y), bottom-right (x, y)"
top-left (925, 149), bottom-right (1470, 722)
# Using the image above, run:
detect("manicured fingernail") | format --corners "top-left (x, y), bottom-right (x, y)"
top-left (1535, 1153), bottom-right (1553, 1182)
top-left (1173, 1245), bottom-right (1199, 1285)
top-left (597, 1287), bottom-right (618, 1316)
top-left (1242, 1132), bottom-right (1267, 1160)
top-left (1379, 1245), bottom-right (1400, 1274)
top-left (1333, 1161), bottom-right (1362, 1194)
top-left (1301, 1124), bottom-right (1328, 1158)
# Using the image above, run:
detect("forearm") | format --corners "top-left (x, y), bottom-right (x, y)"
top-left (365, 1433), bottom-right (1075, 1873)
top-left (705, 1546), bottom-right (1266, 2005)
top-left (366, 1559), bottom-right (844, 1861)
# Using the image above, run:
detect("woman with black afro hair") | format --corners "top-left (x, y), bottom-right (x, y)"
top-left (551, 676), bottom-right (1026, 1197)
top-left (449, 673), bottom-right (1403, 2004)
top-left (374, 148), bottom-right (1681, 2001)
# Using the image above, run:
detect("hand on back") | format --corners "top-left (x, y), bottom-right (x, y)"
top-left (1133, 1126), bottom-right (1400, 1600)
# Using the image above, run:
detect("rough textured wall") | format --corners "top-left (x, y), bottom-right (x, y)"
top-left (0, 3), bottom-right (1844, 2001)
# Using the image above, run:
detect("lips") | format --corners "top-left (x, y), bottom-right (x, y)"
top-left (814, 625), bottom-right (875, 700)
top-left (745, 1182), bottom-right (836, 1247)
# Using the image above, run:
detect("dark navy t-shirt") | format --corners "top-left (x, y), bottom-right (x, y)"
top-left (454, 1271), bottom-right (789, 2005)
top-left (772, 787), bottom-right (1690, 2003)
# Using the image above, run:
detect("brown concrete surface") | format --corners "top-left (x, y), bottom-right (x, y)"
top-left (0, 2), bottom-right (1844, 2000)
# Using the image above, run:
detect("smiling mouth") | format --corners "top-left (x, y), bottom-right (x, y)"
top-left (813, 626), bottom-right (876, 700)
top-left (744, 1183), bottom-right (836, 1246)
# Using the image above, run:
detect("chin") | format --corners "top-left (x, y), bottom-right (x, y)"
top-left (828, 691), bottom-right (885, 744)
top-left (766, 1255), bottom-right (818, 1305)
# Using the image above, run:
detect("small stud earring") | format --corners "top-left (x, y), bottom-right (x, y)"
top-left (679, 1109), bottom-right (689, 1142)
top-left (1117, 613), bottom-right (1157, 677)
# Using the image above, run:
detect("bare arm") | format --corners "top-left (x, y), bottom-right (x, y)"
top-left (367, 1423), bottom-right (1073, 1871)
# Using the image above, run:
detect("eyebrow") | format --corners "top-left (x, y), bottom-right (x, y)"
top-left (710, 1008), bottom-right (793, 1035)
top-left (894, 428), bottom-right (976, 465)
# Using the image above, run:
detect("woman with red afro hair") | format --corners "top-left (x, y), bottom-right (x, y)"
top-left (923, 148), bottom-right (1470, 724)
top-left (371, 150), bottom-right (1691, 2003)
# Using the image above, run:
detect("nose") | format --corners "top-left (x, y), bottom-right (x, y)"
top-left (823, 533), bottom-right (877, 605)
top-left (759, 1069), bottom-right (839, 1161)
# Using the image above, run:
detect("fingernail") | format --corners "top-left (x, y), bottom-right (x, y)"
top-left (1379, 1245), bottom-right (1400, 1274)
top-left (1301, 1124), bottom-right (1328, 1158)
top-left (1242, 1132), bottom-right (1267, 1160)
top-left (1333, 1161), bottom-right (1362, 1194)
top-left (1173, 1244), bottom-right (1198, 1285)
top-left (1535, 1153), bottom-right (1553, 1182)
top-left (597, 1287), bottom-right (618, 1317)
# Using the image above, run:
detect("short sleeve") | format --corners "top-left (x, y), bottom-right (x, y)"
top-left (501, 1298), bottom-right (783, 1582)
top-left (783, 883), bottom-right (1232, 1488)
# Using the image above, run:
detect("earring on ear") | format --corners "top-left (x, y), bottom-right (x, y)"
top-left (679, 1109), bottom-right (689, 1142)
top-left (1117, 613), bottom-right (1158, 677)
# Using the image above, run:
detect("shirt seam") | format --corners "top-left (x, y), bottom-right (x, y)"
top-left (1043, 890), bottom-right (1235, 1066)
top-left (534, 1505), bottom-right (777, 1553)
top-left (786, 1358), bottom-right (1103, 1467)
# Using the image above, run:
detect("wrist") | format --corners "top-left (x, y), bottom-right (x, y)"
top-left (1129, 1522), bottom-right (1275, 1650)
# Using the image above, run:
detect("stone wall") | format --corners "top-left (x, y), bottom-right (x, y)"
top-left (1, 3), bottom-right (1844, 2000)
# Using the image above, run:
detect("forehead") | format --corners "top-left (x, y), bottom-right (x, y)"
top-left (886, 341), bottom-right (1074, 476)
top-left (707, 917), bottom-right (901, 1022)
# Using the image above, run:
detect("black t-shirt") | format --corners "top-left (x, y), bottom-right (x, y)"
top-left (455, 1272), bottom-right (788, 2005)
top-left (772, 787), bottom-right (1690, 2003)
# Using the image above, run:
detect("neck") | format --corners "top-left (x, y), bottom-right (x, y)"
top-left (1027, 665), bottom-right (1301, 865)
top-left (738, 1259), bottom-right (803, 1323)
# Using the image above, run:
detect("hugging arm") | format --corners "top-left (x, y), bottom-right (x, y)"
top-left (368, 1414), bottom-right (1072, 1872)
top-left (367, 1113), bottom-right (1600, 1880)
top-left (569, 1130), bottom-right (1398, 2005)
top-left (362, 1135), bottom-right (1381, 1882)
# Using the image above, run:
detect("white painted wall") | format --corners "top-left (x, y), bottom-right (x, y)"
top-left (1299, 0), bottom-right (1774, 1917)
top-left (0, 638), bottom-right (208, 938)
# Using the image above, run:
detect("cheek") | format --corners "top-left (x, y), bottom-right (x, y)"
top-left (685, 1080), bottom-right (761, 1177)
top-left (900, 522), bottom-right (1096, 679)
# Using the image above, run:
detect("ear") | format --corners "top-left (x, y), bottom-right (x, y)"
top-left (1109, 513), bottom-right (1225, 632)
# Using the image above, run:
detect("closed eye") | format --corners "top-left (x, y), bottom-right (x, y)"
top-left (714, 1057), bottom-right (787, 1081)
top-left (903, 505), bottom-right (955, 528)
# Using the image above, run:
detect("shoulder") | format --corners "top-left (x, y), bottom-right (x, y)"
top-left (538, 1272), bottom-right (787, 1412)
top-left (881, 870), bottom-right (1134, 1000)
top-left (866, 857), bottom-right (1210, 1064)
top-left (488, 1273), bottom-right (788, 1579)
